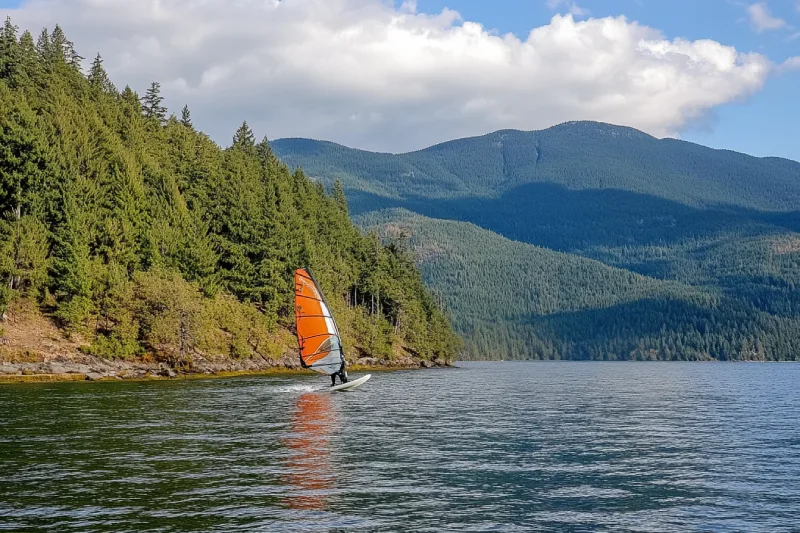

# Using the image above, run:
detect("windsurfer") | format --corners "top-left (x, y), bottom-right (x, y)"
top-left (330, 365), bottom-right (349, 386)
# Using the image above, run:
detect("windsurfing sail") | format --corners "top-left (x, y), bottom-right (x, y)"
top-left (294, 268), bottom-right (345, 376)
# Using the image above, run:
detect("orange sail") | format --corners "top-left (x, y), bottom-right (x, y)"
top-left (294, 268), bottom-right (345, 376)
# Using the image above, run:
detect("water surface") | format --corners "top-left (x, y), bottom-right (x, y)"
top-left (1, 362), bottom-right (799, 532)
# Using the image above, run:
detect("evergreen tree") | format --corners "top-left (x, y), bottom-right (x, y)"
top-left (141, 81), bottom-right (167, 123)
top-left (88, 53), bottom-right (115, 93)
top-left (332, 180), bottom-right (348, 214)
top-left (36, 25), bottom-right (82, 69)
top-left (0, 17), bottom-right (19, 79)
top-left (180, 105), bottom-right (192, 128)
top-left (120, 85), bottom-right (140, 109)
top-left (14, 31), bottom-right (39, 89)
top-left (232, 121), bottom-right (256, 152)
top-left (256, 135), bottom-right (279, 170)
top-left (35, 28), bottom-right (50, 59)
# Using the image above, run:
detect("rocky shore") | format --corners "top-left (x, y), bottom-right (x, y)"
top-left (0, 302), bottom-right (451, 383)
top-left (0, 351), bottom-right (451, 383)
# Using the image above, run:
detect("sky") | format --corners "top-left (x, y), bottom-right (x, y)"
top-left (0, 0), bottom-right (798, 160)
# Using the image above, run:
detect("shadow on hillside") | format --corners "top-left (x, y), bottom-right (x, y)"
top-left (716, 274), bottom-right (800, 318)
top-left (348, 182), bottom-right (800, 253)
top-left (517, 296), bottom-right (800, 361)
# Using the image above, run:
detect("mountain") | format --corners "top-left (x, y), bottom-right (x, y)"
top-left (356, 209), bottom-right (800, 361)
top-left (0, 19), bottom-right (460, 370)
top-left (273, 122), bottom-right (800, 361)
top-left (271, 121), bottom-right (800, 211)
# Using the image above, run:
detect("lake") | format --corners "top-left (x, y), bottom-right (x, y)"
top-left (1, 362), bottom-right (799, 532)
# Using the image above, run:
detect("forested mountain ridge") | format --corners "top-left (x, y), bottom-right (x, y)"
top-left (357, 210), bottom-right (800, 361)
top-left (272, 121), bottom-right (800, 211)
top-left (274, 123), bottom-right (800, 361)
top-left (0, 18), bottom-right (460, 374)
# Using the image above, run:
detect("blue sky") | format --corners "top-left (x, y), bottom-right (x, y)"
top-left (412, 0), bottom-right (800, 161)
top-left (1, 0), bottom-right (798, 160)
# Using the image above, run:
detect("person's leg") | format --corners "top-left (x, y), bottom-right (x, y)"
top-left (331, 373), bottom-right (336, 386)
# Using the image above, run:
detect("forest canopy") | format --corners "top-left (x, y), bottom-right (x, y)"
top-left (0, 18), bottom-right (461, 367)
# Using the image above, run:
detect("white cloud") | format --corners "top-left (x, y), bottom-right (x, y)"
top-left (780, 56), bottom-right (800, 72)
top-left (547, 0), bottom-right (590, 17)
top-left (747, 2), bottom-right (789, 33)
top-left (0, 0), bottom-right (779, 152)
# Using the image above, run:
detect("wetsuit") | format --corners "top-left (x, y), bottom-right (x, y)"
top-left (330, 365), bottom-right (349, 386)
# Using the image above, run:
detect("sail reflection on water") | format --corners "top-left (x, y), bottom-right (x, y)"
top-left (282, 392), bottom-right (338, 511)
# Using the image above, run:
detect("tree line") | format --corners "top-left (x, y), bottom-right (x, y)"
top-left (0, 18), bottom-right (461, 367)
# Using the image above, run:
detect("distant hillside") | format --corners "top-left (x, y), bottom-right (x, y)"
top-left (273, 122), bottom-right (800, 361)
top-left (272, 121), bottom-right (800, 211)
top-left (357, 209), bottom-right (800, 361)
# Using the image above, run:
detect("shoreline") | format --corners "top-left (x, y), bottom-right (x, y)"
top-left (0, 361), bottom-right (449, 384)
top-left (0, 300), bottom-right (453, 385)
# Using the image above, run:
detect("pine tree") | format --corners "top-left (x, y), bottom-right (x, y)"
top-left (52, 25), bottom-right (81, 66)
top-left (180, 105), bottom-right (192, 128)
top-left (35, 28), bottom-right (50, 60)
top-left (256, 135), bottom-right (279, 168)
top-left (0, 85), bottom-right (45, 220)
top-left (141, 81), bottom-right (167, 123)
top-left (14, 31), bottom-right (39, 89)
top-left (332, 179), bottom-right (348, 214)
top-left (121, 85), bottom-right (140, 109)
top-left (0, 17), bottom-right (19, 79)
top-left (232, 121), bottom-right (255, 151)
top-left (88, 53), bottom-right (115, 93)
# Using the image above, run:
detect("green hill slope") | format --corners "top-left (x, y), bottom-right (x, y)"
top-left (272, 121), bottom-right (800, 211)
top-left (0, 19), bottom-right (460, 367)
top-left (357, 210), bottom-right (800, 361)
top-left (273, 123), bottom-right (800, 361)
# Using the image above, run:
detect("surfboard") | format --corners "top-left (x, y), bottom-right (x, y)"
top-left (329, 374), bottom-right (371, 392)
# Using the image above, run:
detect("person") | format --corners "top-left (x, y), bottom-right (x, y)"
top-left (330, 364), bottom-right (349, 386)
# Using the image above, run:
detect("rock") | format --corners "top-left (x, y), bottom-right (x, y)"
top-left (49, 363), bottom-right (69, 375)
top-left (419, 360), bottom-right (433, 369)
top-left (357, 357), bottom-right (379, 366)
top-left (86, 372), bottom-right (105, 381)
top-left (158, 364), bottom-right (177, 378)
top-left (21, 368), bottom-right (35, 375)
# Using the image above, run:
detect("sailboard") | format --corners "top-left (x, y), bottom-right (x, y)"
top-left (294, 267), bottom-right (370, 391)
top-left (330, 373), bottom-right (371, 392)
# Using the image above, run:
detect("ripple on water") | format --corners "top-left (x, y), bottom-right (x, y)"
top-left (1, 362), bottom-right (799, 532)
